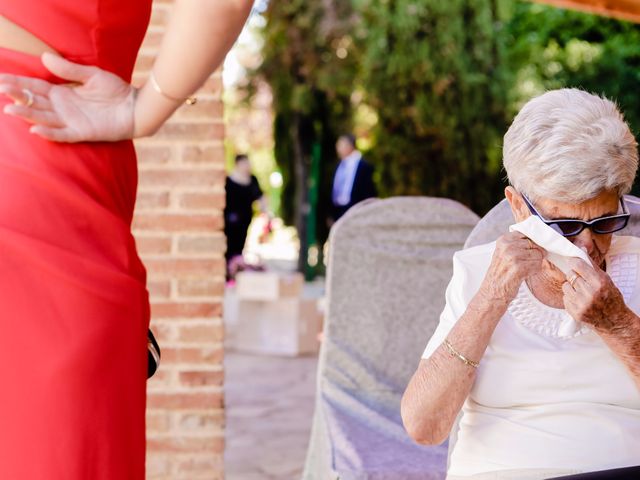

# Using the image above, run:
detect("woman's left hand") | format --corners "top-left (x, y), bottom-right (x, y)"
top-left (562, 257), bottom-right (634, 334)
top-left (0, 52), bottom-right (135, 143)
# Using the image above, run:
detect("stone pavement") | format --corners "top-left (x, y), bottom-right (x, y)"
top-left (224, 351), bottom-right (319, 479)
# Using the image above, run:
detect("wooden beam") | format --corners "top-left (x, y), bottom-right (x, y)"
top-left (532, 0), bottom-right (640, 23)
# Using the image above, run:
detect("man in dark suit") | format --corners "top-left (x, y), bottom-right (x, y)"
top-left (330, 134), bottom-right (377, 223)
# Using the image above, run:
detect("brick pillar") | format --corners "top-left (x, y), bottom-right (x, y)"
top-left (132, 1), bottom-right (227, 478)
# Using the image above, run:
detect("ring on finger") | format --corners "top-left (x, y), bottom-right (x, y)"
top-left (21, 88), bottom-right (34, 108)
top-left (567, 272), bottom-right (581, 289)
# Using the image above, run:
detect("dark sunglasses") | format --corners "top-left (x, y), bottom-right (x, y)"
top-left (521, 193), bottom-right (630, 237)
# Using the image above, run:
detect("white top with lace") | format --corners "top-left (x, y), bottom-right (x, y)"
top-left (422, 235), bottom-right (640, 477)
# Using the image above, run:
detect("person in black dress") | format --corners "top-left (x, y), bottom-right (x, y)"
top-left (224, 154), bottom-right (267, 269)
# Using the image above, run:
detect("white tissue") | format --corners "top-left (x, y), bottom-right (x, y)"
top-left (508, 215), bottom-right (593, 337)
top-left (509, 215), bottom-right (592, 275)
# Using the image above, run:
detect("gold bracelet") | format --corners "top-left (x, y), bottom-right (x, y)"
top-left (149, 70), bottom-right (198, 106)
top-left (443, 339), bottom-right (479, 368)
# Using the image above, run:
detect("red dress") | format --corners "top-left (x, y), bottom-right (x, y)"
top-left (0, 2), bottom-right (152, 478)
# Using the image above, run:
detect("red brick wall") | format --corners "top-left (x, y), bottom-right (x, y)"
top-left (132, 1), bottom-right (227, 478)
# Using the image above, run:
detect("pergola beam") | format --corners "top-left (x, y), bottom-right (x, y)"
top-left (532, 0), bottom-right (640, 23)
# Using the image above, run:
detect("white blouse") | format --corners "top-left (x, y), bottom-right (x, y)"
top-left (422, 235), bottom-right (640, 477)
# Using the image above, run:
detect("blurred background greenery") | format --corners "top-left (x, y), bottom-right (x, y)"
top-left (224, 0), bottom-right (640, 272)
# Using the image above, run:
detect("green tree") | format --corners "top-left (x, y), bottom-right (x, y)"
top-left (251, 0), bottom-right (640, 273)
top-left (504, 2), bottom-right (640, 194)
top-left (250, 0), bottom-right (358, 272)
top-left (505, 2), bottom-right (640, 134)
top-left (354, 0), bottom-right (512, 215)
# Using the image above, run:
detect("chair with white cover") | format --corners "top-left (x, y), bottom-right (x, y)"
top-left (303, 197), bottom-right (479, 480)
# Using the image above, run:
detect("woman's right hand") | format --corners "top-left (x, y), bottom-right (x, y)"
top-left (0, 52), bottom-right (136, 143)
top-left (480, 232), bottom-right (545, 305)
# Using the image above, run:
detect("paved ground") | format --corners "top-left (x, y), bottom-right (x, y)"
top-left (224, 219), bottom-right (323, 478)
top-left (224, 351), bottom-right (319, 480)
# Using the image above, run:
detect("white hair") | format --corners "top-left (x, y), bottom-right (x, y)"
top-left (503, 88), bottom-right (638, 203)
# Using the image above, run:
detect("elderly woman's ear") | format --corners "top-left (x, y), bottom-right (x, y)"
top-left (505, 186), bottom-right (530, 223)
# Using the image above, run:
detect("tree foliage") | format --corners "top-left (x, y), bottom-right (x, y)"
top-left (249, 0), bottom-right (640, 262)
top-left (505, 2), bottom-right (640, 134)
top-left (503, 2), bottom-right (640, 194)
top-left (250, 0), bottom-right (358, 265)
top-left (354, 0), bottom-right (511, 214)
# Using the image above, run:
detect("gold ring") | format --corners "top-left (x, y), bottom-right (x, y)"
top-left (22, 88), bottom-right (34, 108)
top-left (568, 273), bottom-right (580, 289)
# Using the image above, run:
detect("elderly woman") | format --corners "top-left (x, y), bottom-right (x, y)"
top-left (401, 89), bottom-right (640, 479)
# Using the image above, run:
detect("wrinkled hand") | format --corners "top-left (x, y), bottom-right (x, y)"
top-left (0, 52), bottom-right (135, 143)
top-left (480, 232), bottom-right (545, 304)
top-left (562, 258), bottom-right (633, 334)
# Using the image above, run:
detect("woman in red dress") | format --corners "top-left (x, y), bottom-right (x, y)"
top-left (0, 1), bottom-right (252, 478)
